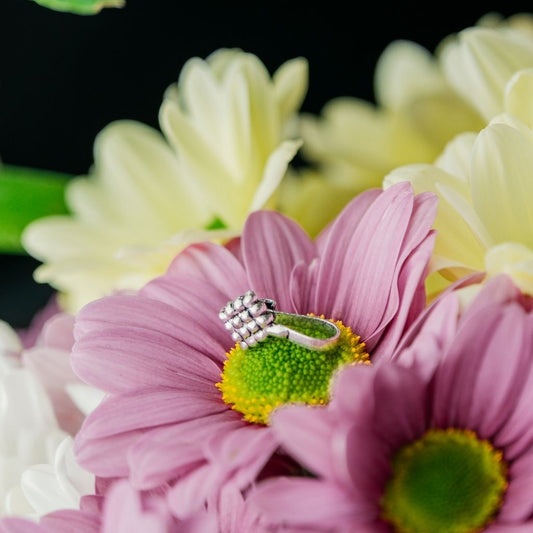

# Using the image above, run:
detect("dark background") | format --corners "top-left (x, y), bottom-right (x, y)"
top-left (1, 0), bottom-right (531, 328)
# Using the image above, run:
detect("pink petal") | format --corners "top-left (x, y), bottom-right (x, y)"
top-left (372, 363), bottom-right (427, 447)
top-left (37, 312), bottom-right (75, 351)
top-left (102, 482), bottom-right (167, 533)
top-left (75, 428), bottom-right (146, 477)
top-left (467, 306), bottom-right (532, 438)
top-left (314, 188), bottom-right (381, 254)
top-left (270, 404), bottom-right (334, 479)
top-left (329, 364), bottom-right (376, 421)
top-left (215, 483), bottom-right (253, 533)
top-left (249, 478), bottom-right (363, 528)
top-left (433, 302), bottom-right (505, 428)
top-left (224, 237), bottom-right (243, 263)
top-left (499, 451), bottom-right (533, 522)
top-left (486, 524), bottom-right (533, 532)
top-left (78, 387), bottom-right (226, 439)
top-left (167, 463), bottom-right (226, 518)
top-left (0, 520), bottom-right (45, 533)
top-left (167, 425), bottom-right (278, 518)
top-left (40, 511), bottom-right (100, 533)
top-left (128, 412), bottom-right (243, 489)
top-left (241, 211), bottom-right (317, 313)
top-left (72, 327), bottom-right (221, 393)
top-left (75, 293), bottom-right (228, 364)
top-left (368, 231), bottom-right (436, 361)
top-left (434, 303), bottom-right (531, 435)
top-left (366, 190), bottom-right (438, 355)
top-left (165, 242), bottom-right (249, 298)
top-left (497, 365), bottom-right (533, 460)
top-left (140, 276), bottom-right (241, 354)
top-left (313, 183), bottom-right (432, 341)
top-left (342, 423), bottom-right (390, 507)
top-left (392, 290), bottom-right (460, 381)
top-left (288, 259), bottom-right (317, 312)
top-left (391, 271), bottom-right (484, 359)
top-left (203, 425), bottom-right (279, 488)
top-left (461, 274), bottom-right (523, 320)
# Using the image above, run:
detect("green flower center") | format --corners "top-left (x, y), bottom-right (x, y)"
top-left (381, 428), bottom-right (508, 533)
top-left (216, 315), bottom-right (368, 425)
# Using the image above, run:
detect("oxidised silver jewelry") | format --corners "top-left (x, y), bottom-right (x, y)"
top-left (219, 290), bottom-right (340, 351)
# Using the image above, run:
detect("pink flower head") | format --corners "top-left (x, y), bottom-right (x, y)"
top-left (250, 274), bottom-right (533, 532)
top-left (71, 182), bottom-right (437, 518)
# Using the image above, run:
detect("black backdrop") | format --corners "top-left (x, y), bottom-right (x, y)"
top-left (1, 0), bottom-right (531, 328)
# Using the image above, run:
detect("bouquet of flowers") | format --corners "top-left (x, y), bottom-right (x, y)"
top-left (2, 4), bottom-right (533, 532)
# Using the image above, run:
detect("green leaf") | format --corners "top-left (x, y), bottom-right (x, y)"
top-left (31, 0), bottom-right (125, 15)
top-left (0, 165), bottom-right (70, 254)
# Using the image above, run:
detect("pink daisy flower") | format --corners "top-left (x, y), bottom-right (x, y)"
top-left (71, 182), bottom-right (437, 517)
top-left (249, 274), bottom-right (533, 532)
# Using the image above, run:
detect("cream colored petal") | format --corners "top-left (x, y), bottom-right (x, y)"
top-left (34, 255), bottom-right (145, 313)
top-left (25, 219), bottom-right (120, 261)
top-left (206, 47), bottom-right (243, 78)
top-left (278, 169), bottom-right (359, 238)
top-left (434, 132), bottom-right (477, 184)
top-left (301, 97), bottom-right (395, 172)
top-left (485, 242), bottom-right (533, 295)
top-left (273, 57), bottom-right (309, 122)
top-left (403, 91), bottom-right (484, 150)
top-left (22, 217), bottom-right (119, 262)
top-left (178, 57), bottom-right (226, 139)
top-left (248, 139), bottom-right (302, 216)
top-left (435, 182), bottom-right (493, 249)
top-left (384, 163), bottom-right (486, 272)
top-left (440, 27), bottom-right (533, 121)
top-left (178, 56), bottom-right (255, 181)
top-left (478, 12), bottom-right (533, 38)
top-left (504, 68), bottom-right (533, 126)
top-left (374, 39), bottom-right (445, 110)
top-left (299, 112), bottom-right (329, 161)
top-left (93, 120), bottom-right (208, 230)
top-left (242, 55), bottom-right (279, 165)
top-left (471, 121), bottom-right (533, 245)
top-left (65, 177), bottom-right (121, 228)
top-left (160, 98), bottom-right (238, 215)
top-left (164, 227), bottom-right (239, 247)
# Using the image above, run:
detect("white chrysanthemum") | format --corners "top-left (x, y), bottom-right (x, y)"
top-left (384, 69), bottom-right (533, 296)
top-left (23, 48), bottom-right (308, 312)
top-left (0, 321), bottom-right (94, 520)
top-left (298, 13), bottom-right (533, 200)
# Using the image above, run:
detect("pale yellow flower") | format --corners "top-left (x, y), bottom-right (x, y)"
top-left (298, 13), bottom-right (533, 211)
top-left (384, 69), bottom-right (533, 297)
top-left (22, 49), bottom-right (308, 312)
top-left (298, 32), bottom-right (484, 195)
top-left (439, 15), bottom-right (533, 121)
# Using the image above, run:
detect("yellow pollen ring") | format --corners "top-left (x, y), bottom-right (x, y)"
top-left (216, 316), bottom-right (369, 425)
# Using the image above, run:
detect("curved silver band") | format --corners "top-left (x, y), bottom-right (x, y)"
top-left (219, 290), bottom-right (340, 351)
